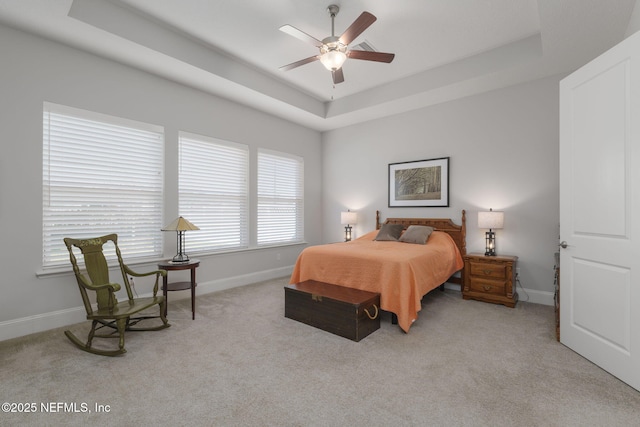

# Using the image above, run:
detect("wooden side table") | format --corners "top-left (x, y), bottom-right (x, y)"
top-left (462, 253), bottom-right (518, 307)
top-left (158, 259), bottom-right (200, 320)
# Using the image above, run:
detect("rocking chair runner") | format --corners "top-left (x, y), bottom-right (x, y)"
top-left (64, 234), bottom-right (170, 356)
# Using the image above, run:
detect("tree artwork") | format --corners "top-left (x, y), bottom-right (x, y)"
top-left (389, 157), bottom-right (449, 207)
top-left (394, 165), bottom-right (441, 200)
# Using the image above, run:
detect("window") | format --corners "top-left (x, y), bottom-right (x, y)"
top-left (178, 132), bottom-right (249, 252)
top-left (42, 103), bottom-right (164, 268)
top-left (257, 149), bottom-right (304, 245)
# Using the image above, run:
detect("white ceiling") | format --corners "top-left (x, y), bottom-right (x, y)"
top-left (0, 0), bottom-right (636, 131)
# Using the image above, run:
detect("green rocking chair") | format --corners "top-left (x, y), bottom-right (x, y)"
top-left (64, 234), bottom-right (170, 356)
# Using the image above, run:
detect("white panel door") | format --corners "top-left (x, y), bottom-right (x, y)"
top-left (559, 30), bottom-right (640, 391)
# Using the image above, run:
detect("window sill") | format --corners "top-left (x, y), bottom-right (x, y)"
top-left (36, 242), bottom-right (308, 278)
top-left (189, 241), bottom-right (308, 258)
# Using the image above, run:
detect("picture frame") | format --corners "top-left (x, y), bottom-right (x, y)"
top-left (388, 157), bottom-right (449, 207)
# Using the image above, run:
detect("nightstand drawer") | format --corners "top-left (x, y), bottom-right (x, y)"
top-left (469, 262), bottom-right (507, 280)
top-left (468, 278), bottom-right (506, 296)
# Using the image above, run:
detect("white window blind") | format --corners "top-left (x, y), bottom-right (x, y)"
top-left (179, 132), bottom-right (249, 252)
top-left (257, 149), bottom-right (304, 245)
top-left (42, 103), bottom-right (164, 268)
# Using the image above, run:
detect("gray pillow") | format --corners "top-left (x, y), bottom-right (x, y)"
top-left (399, 225), bottom-right (434, 244)
top-left (374, 223), bottom-right (404, 241)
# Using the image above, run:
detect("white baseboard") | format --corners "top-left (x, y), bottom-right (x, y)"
top-left (0, 266), bottom-right (294, 343)
top-left (0, 307), bottom-right (88, 343)
top-left (444, 282), bottom-right (554, 306)
top-left (517, 288), bottom-right (554, 306)
top-left (161, 265), bottom-right (294, 301)
top-left (1, 268), bottom-right (553, 343)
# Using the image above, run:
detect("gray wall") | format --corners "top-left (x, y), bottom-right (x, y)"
top-left (0, 24), bottom-right (322, 340)
top-left (627, 0), bottom-right (640, 37)
top-left (7, 13), bottom-right (627, 338)
top-left (322, 75), bottom-right (561, 303)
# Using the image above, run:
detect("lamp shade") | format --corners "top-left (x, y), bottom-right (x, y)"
top-left (478, 210), bottom-right (504, 230)
top-left (162, 216), bottom-right (200, 231)
top-left (341, 211), bottom-right (357, 225)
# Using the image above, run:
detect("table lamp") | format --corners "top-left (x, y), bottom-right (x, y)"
top-left (478, 208), bottom-right (504, 256)
top-left (162, 216), bottom-right (199, 262)
top-left (341, 210), bottom-right (357, 242)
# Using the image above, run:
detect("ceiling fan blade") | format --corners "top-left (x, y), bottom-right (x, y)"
top-left (347, 50), bottom-right (395, 63)
top-left (332, 68), bottom-right (345, 84)
top-left (339, 12), bottom-right (376, 46)
top-left (279, 25), bottom-right (323, 47)
top-left (279, 55), bottom-right (320, 72)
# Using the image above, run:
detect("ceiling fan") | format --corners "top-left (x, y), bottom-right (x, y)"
top-left (279, 5), bottom-right (395, 84)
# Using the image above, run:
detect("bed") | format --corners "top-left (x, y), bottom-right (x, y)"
top-left (290, 210), bottom-right (466, 332)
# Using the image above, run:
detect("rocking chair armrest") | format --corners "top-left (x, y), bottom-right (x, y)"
top-left (123, 265), bottom-right (166, 297)
top-left (77, 274), bottom-right (121, 293)
top-left (123, 265), bottom-right (167, 279)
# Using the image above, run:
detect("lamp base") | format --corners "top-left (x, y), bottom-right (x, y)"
top-left (484, 230), bottom-right (496, 256)
top-left (344, 225), bottom-right (353, 242)
top-left (171, 253), bottom-right (190, 263)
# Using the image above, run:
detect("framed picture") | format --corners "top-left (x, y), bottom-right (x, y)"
top-left (388, 157), bottom-right (449, 207)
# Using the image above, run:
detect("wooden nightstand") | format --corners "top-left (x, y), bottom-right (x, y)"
top-left (463, 253), bottom-right (518, 307)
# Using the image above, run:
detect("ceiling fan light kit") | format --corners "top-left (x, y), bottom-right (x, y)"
top-left (279, 4), bottom-right (395, 84)
top-left (319, 39), bottom-right (347, 71)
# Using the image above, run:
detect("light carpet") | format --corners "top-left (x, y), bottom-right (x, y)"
top-left (1, 277), bottom-right (639, 426)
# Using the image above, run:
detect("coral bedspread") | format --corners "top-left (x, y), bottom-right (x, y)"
top-left (289, 230), bottom-right (464, 332)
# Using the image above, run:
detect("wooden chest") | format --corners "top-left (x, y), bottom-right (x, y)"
top-left (284, 280), bottom-right (380, 342)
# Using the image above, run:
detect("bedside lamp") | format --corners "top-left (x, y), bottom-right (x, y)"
top-left (478, 209), bottom-right (504, 256)
top-left (341, 210), bottom-right (357, 242)
top-left (162, 216), bottom-right (200, 263)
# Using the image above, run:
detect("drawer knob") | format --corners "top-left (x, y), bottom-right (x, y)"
top-left (483, 269), bottom-right (493, 275)
top-left (483, 285), bottom-right (493, 291)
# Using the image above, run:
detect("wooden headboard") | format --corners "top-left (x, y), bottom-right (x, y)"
top-left (376, 210), bottom-right (467, 287)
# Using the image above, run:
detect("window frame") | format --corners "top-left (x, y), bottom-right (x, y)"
top-left (257, 148), bottom-right (305, 246)
top-left (42, 102), bottom-right (165, 269)
top-left (178, 131), bottom-right (250, 254)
